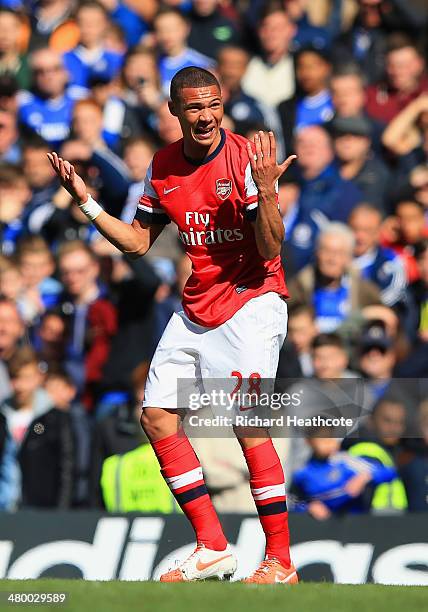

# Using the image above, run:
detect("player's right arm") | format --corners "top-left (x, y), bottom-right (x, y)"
top-left (47, 152), bottom-right (163, 258)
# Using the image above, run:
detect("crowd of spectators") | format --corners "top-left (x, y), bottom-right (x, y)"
top-left (0, 0), bottom-right (427, 517)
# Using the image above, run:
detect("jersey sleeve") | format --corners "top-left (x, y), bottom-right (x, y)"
top-left (133, 161), bottom-right (171, 225)
top-left (243, 161), bottom-right (279, 222)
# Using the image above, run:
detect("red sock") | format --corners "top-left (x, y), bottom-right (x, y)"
top-left (152, 430), bottom-right (227, 551)
top-left (243, 439), bottom-right (291, 568)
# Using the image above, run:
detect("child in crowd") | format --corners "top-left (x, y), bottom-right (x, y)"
top-left (287, 304), bottom-right (318, 377)
top-left (290, 426), bottom-right (399, 519)
top-left (0, 347), bottom-right (74, 508)
top-left (45, 369), bottom-right (91, 506)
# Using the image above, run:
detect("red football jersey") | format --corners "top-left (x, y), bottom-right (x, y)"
top-left (134, 128), bottom-right (288, 327)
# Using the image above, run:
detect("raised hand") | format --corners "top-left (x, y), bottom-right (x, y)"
top-left (47, 152), bottom-right (88, 205)
top-left (246, 130), bottom-right (296, 193)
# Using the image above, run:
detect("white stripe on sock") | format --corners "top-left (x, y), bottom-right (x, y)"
top-left (251, 483), bottom-right (286, 501)
top-left (165, 466), bottom-right (203, 491)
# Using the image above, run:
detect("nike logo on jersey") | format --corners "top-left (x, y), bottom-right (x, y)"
top-left (164, 186), bottom-right (181, 194)
top-left (195, 554), bottom-right (233, 572)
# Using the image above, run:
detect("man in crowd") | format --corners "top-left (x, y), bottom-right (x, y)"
top-left (366, 34), bottom-right (428, 123)
top-left (332, 116), bottom-right (391, 212)
top-left (154, 7), bottom-right (215, 96)
top-left (358, 319), bottom-right (399, 408)
top-left (188, 0), bottom-right (241, 60)
top-left (289, 222), bottom-right (380, 332)
top-left (287, 125), bottom-right (363, 272)
top-left (62, 1), bottom-right (123, 92)
top-left (349, 203), bottom-right (406, 306)
top-left (242, 4), bottom-right (296, 107)
top-left (57, 240), bottom-right (117, 408)
top-left (21, 135), bottom-right (57, 212)
top-left (278, 46), bottom-right (334, 151)
top-left (382, 192), bottom-right (428, 283)
top-left (330, 62), bottom-right (385, 153)
top-left (18, 48), bottom-right (83, 149)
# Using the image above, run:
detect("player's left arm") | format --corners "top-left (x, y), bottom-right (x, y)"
top-left (246, 131), bottom-right (296, 260)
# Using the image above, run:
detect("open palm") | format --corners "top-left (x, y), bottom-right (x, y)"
top-left (47, 151), bottom-right (88, 205)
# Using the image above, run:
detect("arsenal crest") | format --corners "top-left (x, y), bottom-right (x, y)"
top-left (216, 178), bottom-right (232, 200)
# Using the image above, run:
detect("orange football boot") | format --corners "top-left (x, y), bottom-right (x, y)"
top-left (243, 558), bottom-right (299, 584)
top-left (160, 543), bottom-right (237, 582)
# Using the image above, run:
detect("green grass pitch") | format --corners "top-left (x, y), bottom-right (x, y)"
top-left (0, 580), bottom-right (426, 612)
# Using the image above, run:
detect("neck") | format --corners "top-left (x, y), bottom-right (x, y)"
top-left (398, 80), bottom-right (420, 95)
top-left (183, 129), bottom-right (222, 161)
top-left (340, 157), bottom-right (365, 180)
top-left (265, 48), bottom-right (286, 65)
top-left (167, 45), bottom-right (185, 58)
top-left (303, 166), bottom-right (325, 180)
top-left (307, 87), bottom-right (327, 98)
top-left (0, 345), bottom-right (16, 361)
top-left (15, 400), bottom-right (34, 411)
top-left (317, 270), bottom-right (341, 289)
top-left (75, 284), bottom-right (98, 306)
top-left (81, 41), bottom-right (101, 51)
top-left (0, 50), bottom-right (19, 62)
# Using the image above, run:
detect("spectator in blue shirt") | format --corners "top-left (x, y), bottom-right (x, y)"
top-left (289, 222), bottom-right (381, 332)
top-left (18, 48), bottom-right (83, 149)
top-left (278, 47), bottom-right (334, 152)
top-left (63, 1), bottom-right (123, 92)
top-left (60, 99), bottom-right (130, 217)
top-left (21, 135), bottom-right (59, 224)
top-left (350, 203), bottom-right (406, 306)
top-left (153, 7), bottom-right (215, 97)
top-left (286, 0), bottom-right (343, 52)
top-left (105, 0), bottom-right (153, 48)
top-left (0, 164), bottom-right (29, 256)
top-left (287, 125), bottom-right (363, 272)
top-left (290, 425), bottom-right (399, 519)
top-left (332, 115), bottom-right (392, 213)
top-left (0, 109), bottom-right (21, 164)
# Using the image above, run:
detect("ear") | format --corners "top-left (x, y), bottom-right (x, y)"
top-left (168, 100), bottom-right (178, 117)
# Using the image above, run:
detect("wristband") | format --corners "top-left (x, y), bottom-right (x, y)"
top-left (78, 194), bottom-right (103, 221)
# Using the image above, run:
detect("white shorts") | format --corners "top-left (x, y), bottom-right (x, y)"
top-left (143, 291), bottom-right (288, 410)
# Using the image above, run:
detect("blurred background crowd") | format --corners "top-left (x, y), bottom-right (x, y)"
top-left (0, 0), bottom-right (427, 519)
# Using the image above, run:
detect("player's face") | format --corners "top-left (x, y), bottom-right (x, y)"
top-left (171, 85), bottom-right (223, 155)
